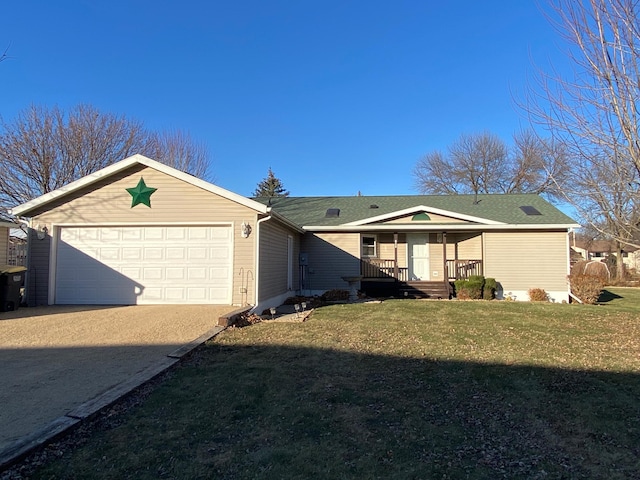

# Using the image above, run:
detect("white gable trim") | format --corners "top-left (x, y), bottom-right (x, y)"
top-left (343, 205), bottom-right (506, 226)
top-left (11, 154), bottom-right (269, 216)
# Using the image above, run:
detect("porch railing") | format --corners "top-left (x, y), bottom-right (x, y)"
top-left (446, 259), bottom-right (483, 280)
top-left (361, 258), bottom-right (483, 282)
top-left (360, 258), bottom-right (408, 282)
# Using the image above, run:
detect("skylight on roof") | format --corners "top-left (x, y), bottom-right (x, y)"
top-left (325, 208), bottom-right (340, 218)
top-left (520, 206), bottom-right (542, 215)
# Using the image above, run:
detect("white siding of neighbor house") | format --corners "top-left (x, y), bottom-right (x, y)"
top-left (483, 230), bottom-right (570, 301)
top-left (302, 232), bottom-right (360, 293)
top-left (24, 165), bottom-right (260, 306)
top-left (258, 220), bottom-right (300, 302)
top-left (0, 227), bottom-right (8, 265)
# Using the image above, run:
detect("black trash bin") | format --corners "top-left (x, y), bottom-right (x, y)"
top-left (0, 265), bottom-right (27, 312)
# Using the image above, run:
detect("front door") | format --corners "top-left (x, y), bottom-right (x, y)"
top-left (408, 234), bottom-right (430, 281)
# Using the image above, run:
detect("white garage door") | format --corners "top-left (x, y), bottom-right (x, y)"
top-left (55, 226), bottom-right (232, 305)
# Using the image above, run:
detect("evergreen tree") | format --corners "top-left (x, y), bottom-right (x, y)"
top-left (253, 168), bottom-right (289, 198)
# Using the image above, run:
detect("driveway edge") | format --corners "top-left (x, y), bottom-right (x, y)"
top-left (0, 324), bottom-right (227, 471)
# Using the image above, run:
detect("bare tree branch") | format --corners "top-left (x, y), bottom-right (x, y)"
top-left (525, 0), bottom-right (640, 260)
top-left (0, 104), bottom-right (212, 210)
top-left (413, 131), bottom-right (568, 200)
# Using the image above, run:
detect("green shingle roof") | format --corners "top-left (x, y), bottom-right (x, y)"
top-left (255, 194), bottom-right (578, 228)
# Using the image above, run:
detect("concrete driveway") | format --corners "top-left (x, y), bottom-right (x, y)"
top-left (0, 304), bottom-right (234, 461)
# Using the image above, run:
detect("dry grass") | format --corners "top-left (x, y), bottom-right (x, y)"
top-left (12, 288), bottom-right (640, 479)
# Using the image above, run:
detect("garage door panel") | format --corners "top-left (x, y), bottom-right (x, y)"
top-left (100, 229), bottom-right (120, 241)
top-left (188, 228), bottom-right (208, 240)
top-left (166, 247), bottom-right (186, 260)
top-left (144, 229), bottom-right (164, 241)
top-left (122, 228), bottom-right (142, 240)
top-left (166, 228), bottom-right (187, 240)
top-left (99, 248), bottom-right (120, 261)
top-left (188, 247), bottom-right (207, 260)
top-left (144, 248), bottom-right (164, 260)
top-left (210, 267), bottom-right (229, 280)
top-left (55, 226), bottom-right (232, 305)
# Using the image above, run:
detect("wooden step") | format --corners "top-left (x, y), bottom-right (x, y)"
top-left (399, 282), bottom-right (451, 299)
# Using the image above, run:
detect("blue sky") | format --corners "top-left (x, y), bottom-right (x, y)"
top-left (1, 1), bottom-right (567, 198)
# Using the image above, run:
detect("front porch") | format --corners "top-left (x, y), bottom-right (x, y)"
top-left (360, 259), bottom-right (482, 299)
top-left (357, 231), bottom-right (484, 299)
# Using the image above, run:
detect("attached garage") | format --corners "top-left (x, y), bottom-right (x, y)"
top-left (10, 154), bottom-right (305, 310)
top-left (54, 225), bottom-right (232, 304)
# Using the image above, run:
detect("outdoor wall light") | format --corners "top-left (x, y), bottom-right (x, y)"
top-left (240, 221), bottom-right (252, 238)
top-left (36, 224), bottom-right (48, 240)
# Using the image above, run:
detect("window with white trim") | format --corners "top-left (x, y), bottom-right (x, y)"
top-left (362, 235), bottom-right (377, 257)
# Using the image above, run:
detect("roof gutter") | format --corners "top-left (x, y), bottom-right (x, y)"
top-left (301, 223), bottom-right (581, 232)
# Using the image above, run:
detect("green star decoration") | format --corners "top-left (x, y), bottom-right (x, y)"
top-left (126, 177), bottom-right (158, 208)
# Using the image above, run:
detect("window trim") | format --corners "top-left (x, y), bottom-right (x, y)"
top-left (361, 234), bottom-right (377, 258)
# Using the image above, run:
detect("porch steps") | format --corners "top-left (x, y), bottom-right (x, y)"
top-left (399, 281), bottom-right (451, 300)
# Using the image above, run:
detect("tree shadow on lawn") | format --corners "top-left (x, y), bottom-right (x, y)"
top-left (32, 344), bottom-right (640, 480)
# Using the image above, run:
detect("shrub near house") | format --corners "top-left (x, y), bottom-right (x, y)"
top-left (454, 276), bottom-right (496, 300)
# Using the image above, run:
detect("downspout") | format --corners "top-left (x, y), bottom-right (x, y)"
top-left (252, 214), bottom-right (272, 313)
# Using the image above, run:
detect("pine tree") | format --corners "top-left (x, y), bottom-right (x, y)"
top-left (253, 168), bottom-right (290, 198)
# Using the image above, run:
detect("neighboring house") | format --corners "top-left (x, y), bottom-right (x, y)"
top-left (8, 235), bottom-right (27, 266)
top-left (0, 220), bottom-right (18, 265)
top-left (10, 154), bottom-right (579, 309)
top-left (572, 238), bottom-right (640, 271)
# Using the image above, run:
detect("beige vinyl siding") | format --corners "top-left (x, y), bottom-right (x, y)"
top-left (377, 233), bottom-right (407, 268)
top-left (302, 233), bottom-right (360, 291)
top-left (258, 220), bottom-right (300, 301)
top-left (27, 166), bottom-right (259, 306)
top-left (0, 227), bottom-right (7, 264)
top-left (445, 233), bottom-right (482, 259)
top-left (428, 234), bottom-right (445, 279)
top-left (484, 230), bottom-right (569, 292)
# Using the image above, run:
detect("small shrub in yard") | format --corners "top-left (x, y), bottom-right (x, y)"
top-left (568, 273), bottom-right (606, 304)
top-left (483, 277), bottom-right (497, 300)
top-left (233, 312), bottom-right (263, 328)
top-left (320, 289), bottom-right (350, 302)
top-left (454, 275), bottom-right (484, 300)
top-left (528, 288), bottom-right (549, 302)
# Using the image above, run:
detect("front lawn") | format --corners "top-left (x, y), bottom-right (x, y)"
top-left (21, 288), bottom-right (640, 479)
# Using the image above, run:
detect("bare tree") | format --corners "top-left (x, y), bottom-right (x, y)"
top-left (146, 128), bottom-right (209, 180)
top-left (527, 0), bottom-right (640, 251)
top-left (0, 104), bottom-right (211, 210)
top-left (413, 131), bottom-right (568, 200)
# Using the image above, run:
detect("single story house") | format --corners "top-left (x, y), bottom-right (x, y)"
top-left (10, 154), bottom-right (579, 310)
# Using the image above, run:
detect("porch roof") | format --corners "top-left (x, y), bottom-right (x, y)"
top-left (255, 193), bottom-right (579, 230)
